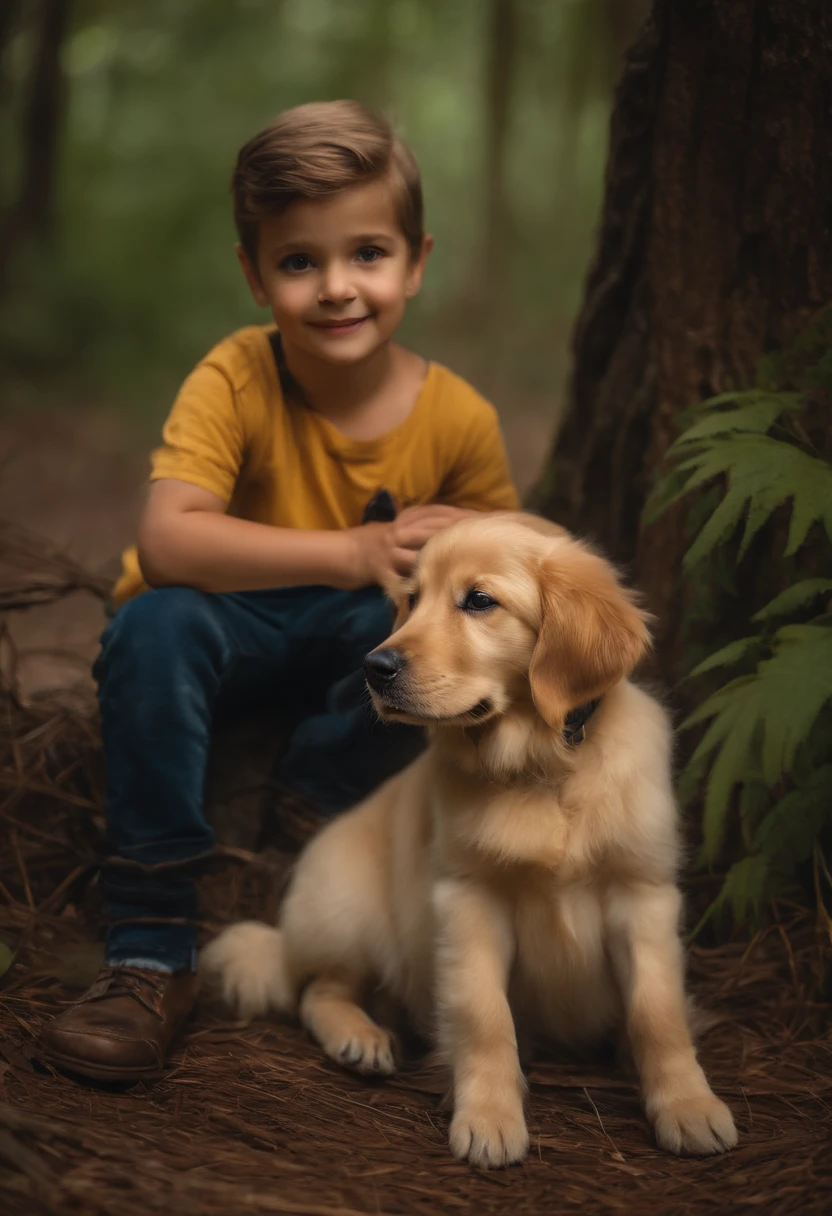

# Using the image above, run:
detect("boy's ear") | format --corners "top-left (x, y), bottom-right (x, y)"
top-left (405, 233), bottom-right (433, 299)
top-left (235, 243), bottom-right (269, 308)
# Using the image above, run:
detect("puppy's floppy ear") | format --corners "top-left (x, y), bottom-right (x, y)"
top-left (529, 543), bottom-right (652, 728)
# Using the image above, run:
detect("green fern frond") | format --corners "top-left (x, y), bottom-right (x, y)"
top-left (682, 678), bottom-right (762, 861)
top-left (790, 705), bottom-right (832, 786)
top-left (681, 626), bottom-right (832, 860)
top-left (701, 715), bottom-right (762, 860)
top-left (676, 744), bottom-right (712, 808)
top-left (686, 636), bottom-right (761, 679)
top-left (721, 854), bottom-right (770, 924)
top-left (674, 435), bottom-right (832, 567)
top-left (683, 489), bottom-right (750, 567)
top-left (757, 626), bottom-right (832, 785)
top-left (753, 579), bottom-right (832, 623)
top-left (691, 855), bottom-right (770, 938)
top-left (641, 465), bottom-right (694, 527)
top-left (667, 392), bottom-right (801, 452)
top-left (753, 765), bottom-right (832, 864)
top-left (738, 776), bottom-right (771, 848)
top-left (681, 675), bottom-right (756, 732)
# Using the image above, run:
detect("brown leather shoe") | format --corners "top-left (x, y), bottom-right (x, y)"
top-left (39, 965), bottom-right (198, 1083)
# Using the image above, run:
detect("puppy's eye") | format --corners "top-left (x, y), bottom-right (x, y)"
top-left (461, 589), bottom-right (498, 613)
top-left (408, 591), bottom-right (418, 610)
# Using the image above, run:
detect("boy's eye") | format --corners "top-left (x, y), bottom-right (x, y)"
top-left (356, 246), bottom-right (383, 264)
top-left (280, 253), bottom-right (312, 272)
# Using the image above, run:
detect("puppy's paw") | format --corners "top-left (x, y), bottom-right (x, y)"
top-left (653, 1092), bottom-right (737, 1156)
top-left (449, 1098), bottom-right (529, 1168)
top-left (325, 1023), bottom-right (397, 1076)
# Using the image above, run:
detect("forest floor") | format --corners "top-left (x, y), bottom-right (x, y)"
top-left (1, 404), bottom-right (831, 1215)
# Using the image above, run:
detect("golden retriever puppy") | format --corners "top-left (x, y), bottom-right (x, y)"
top-left (201, 513), bottom-right (737, 1167)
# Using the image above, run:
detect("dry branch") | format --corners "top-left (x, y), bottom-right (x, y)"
top-left (0, 522), bottom-right (111, 613)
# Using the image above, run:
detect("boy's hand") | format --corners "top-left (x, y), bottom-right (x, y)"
top-left (349, 505), bottom-right (476, 591)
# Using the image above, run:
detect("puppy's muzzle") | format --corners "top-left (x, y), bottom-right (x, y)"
top-left (364, 648), bottom-right (407, 693)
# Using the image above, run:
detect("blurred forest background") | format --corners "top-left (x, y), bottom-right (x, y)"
top-left (0, 0), bottom-right (646, 418)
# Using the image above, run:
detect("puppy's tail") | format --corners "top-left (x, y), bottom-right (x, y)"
top-left (200, 921), bottom-right (296, 1020)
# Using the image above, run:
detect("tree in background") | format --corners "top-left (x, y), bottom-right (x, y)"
top-left (532, 0), bottom-right (832, 929)
top-left (532, 0), bottom-right (832, 681)
top-left (0, 0), bottom-right (70, 285)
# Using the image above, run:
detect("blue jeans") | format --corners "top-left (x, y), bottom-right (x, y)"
top-left (95, 585), bottom-right (425, 973)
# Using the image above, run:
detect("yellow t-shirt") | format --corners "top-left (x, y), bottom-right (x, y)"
top-left (113, 325), bottom-right (519, 606)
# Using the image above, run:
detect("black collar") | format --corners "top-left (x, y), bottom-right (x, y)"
top-left (563, 698), bottom-right (600, 745)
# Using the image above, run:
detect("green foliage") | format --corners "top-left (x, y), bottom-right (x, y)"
top-left (683, 627), bottom-right (832, 859)
top-left (644, 391), bottom-right (832, 564)
top-left (649, 312), bottom-right (832, 932)
top-left (752, 579), bottom-right (832, 623)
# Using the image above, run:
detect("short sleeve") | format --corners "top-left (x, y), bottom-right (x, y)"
top-left (438, 403), bottom-right (520, 512)
top-left (150, 361), bottom-right (245, 503)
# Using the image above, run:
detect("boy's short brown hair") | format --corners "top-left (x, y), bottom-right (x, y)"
top-left (232, 100), bottom-right (424, 265)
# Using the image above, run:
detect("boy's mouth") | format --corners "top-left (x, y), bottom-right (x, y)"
top-left (309, 315), bottom-right (371, 335)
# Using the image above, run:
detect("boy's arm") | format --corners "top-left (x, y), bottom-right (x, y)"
top-left (138, 479), bottom-right (467, 594)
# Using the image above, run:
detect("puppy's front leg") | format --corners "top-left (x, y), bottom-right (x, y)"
top-left (434, 878), bottom-right (528, 1168)
top-left (606, 882), bottom-right (737, 1155)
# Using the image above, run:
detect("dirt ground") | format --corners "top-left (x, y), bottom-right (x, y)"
top-left (1, 810), bottom-right (830, 1216)
top-left (0, 401), bottom-right (552, 697)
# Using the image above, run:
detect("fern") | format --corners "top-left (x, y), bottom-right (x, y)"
top-left (648, 319), bottom-right (832, 932)
top-left (754, 765), bottom-right (832, 864)
top-left (753, 579), bottom-right (832, 622)
top-left (682, 626), bottom-right (832, 860)
top-left (692, 855), bottom-right (770, 935)
top-left (667, 435), bottom-right (832, 566)
top-left (686, 636), bottom-right (761, 679)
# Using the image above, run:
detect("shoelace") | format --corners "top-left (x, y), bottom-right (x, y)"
top-left (78, 966), bottom-right (168, 1021)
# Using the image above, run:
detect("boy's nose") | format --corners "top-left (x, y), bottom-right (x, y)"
top-left (318, 264), bottom-right (356, 304)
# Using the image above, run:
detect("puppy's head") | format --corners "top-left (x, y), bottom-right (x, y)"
top-left (364, 513), bottom-right (651, 732)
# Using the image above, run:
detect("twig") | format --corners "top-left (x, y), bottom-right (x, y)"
top-left (583, 1087), bottom-right (625, 1161)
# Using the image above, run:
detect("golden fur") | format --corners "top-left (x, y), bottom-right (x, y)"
top-left (201, 513), bottom-right (737, 1167)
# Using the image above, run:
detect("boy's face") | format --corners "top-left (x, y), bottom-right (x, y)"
top-left (237, 179), bottom-right (431, 367)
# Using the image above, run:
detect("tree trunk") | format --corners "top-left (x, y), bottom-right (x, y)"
top-left (0, 1), bottom-right (22, 102)
top-left (531, 0), bottom-right (832, 682)
top-left (0, 0), bottom-right (70, 284)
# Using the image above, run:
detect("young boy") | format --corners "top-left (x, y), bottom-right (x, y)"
top-left (40, 100), bottom-right (518, 1082)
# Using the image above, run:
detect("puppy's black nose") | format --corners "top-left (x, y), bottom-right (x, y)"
top-left (364, 648), bottom-right (407, 690)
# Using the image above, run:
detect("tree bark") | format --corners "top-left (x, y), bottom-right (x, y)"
top-left (0, 0), bottom-right (70, 283)
top-left (531, 0), bottom-right (832, 682)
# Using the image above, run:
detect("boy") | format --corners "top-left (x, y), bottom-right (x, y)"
top-left (40, 100), bottom-right (518, 1083)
